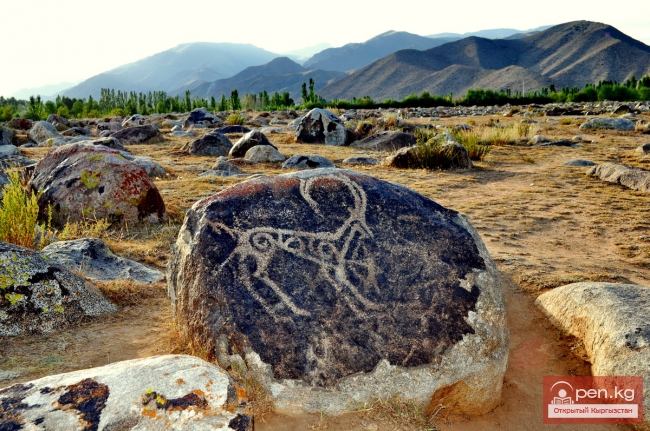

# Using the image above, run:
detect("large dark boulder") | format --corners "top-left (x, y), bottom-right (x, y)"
top-left (183, 131), bottom-right (233, 156)
top-left (168, 168), bottom-right (508, 414)
top-left (295, 108), bottom-right (350, 146)
top-left (351, 131), bottom-right (415, 151)
top-left (0, 355), bottom-right (252, 430)
top-left (0, 241), bottom-right (115, 336)
top-left (29, 143), bottom-right (167, 224)
top-left (110, 125), bottom-right (163, 145)
top-left (215, 125), bottom-right (251, 134)
top-left (229, 130), bottom-right (276, 157)
top-left (183, 107), bottom-right (222, 129)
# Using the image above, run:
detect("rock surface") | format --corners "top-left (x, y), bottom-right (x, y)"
top-left (132, 157), bottom-right (167, 178)
top-left (0, 145), bottom-right (19, 157)
top-left (229, 130), bottom-right (276, 158)
top-left (0, 355), bottom-right (252, 430)
top-left (0, 126), bottom-right (15, 146)
top-left (579, 117), bottom-right (635, 131)
top-left (0, 241), bottom-right (115, 336)
top-left (29, 143), bottom-right (167, 224)
top-left (342, 157), bottom-right (380, 165)
top-left (41, 238), bottom-right (164, 283)
top-left (29, 121), bottom-right (62, 145)
top-left (383, 145), bottom-right (418, 168)
top-left (536, 282), bottom-right (650, 428)
top-left (563, 159), bottom-right (597, 167)
top-left (244, 145), bottom-right (286, 162)
top-left (168, 168), bottom-right (508, 414)
top-left (295, 108), bottom-right (349, 146)
top-left (587, 163), bottom-right (650, 193)
top-left (281, 154), bottom-right (334, 169)
top-left (350, 131), bottom-right (415, 151)
top-left (184, 132), bottom-right (233, 156)
top-left (183, 107), bottom-right (222, 129)
top-left (111, 125), bottom-right (163, 145)
top-left (636, 143), bottom-right (650, 154)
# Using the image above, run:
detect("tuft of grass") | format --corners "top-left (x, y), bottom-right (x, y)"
top-left (521, 155), bottom-right (536, 164)
top-left (225, 113), bottom-right (247, 126)
top-left (452, 130), bottom-right (491, 161)
top-left (350, 395), bottom-right (437, 430)
top-left (228, 362), bottom-right (274, 423)
top-left (560, 117), bottom-right (573, 125)
top-left (383, 113), bottom-right (399, 129)
top-left (59, 218), bottom-right (111, 240)
top-left (0, 172), bottom-right (54, 250)
top-left (93, 280), bottom-right (166, 307)
top-left (412, 129), bottom-right (465, 170)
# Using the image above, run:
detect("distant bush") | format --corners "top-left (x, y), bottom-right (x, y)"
top-left (0, 172), bottom-right (53, 250)
top-left (226, 113), bottom-right (247, 125)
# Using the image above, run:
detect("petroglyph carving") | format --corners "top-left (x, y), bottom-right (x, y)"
top-left (210, 174), bottom-right (379, 318)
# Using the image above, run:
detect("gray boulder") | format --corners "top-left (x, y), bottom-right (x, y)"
top-left (132, 157), bottom-right (166, 178)
top-left (0, 355), bottom-right (252, 430)
top-left (110, 125), bottom-right (163, 145)
top-left (201, 157), bottom-right (245, 177)
top-left (351, 131), bottom-right (415, 151)
top-left (536, 282), bottom-right (650, 427)
top-left (282, 154), bottom-right (334, 169)
top-left (184, 132), bottom-right (233, 156)
top-left (384, 145), bottom-right (419, 168)
top-left (0, 125), bottom-right (15, 145)
top-left (96, 121), bottom-right (123, 133)
top-left (244, 145), bottom-right (286, 162)
top-left (168, 168), bottom-right (508, 415)
top-left (342, 157), bottom-right (380, 165)
top-left (587, 163), bottom-right (650, 193)
top-left (121, 114), bottom-right (145, 128)
top-left (229, 130), bottom-right (276, 157)
top-left (29, 121), bottom-right (62, 145)
top-left (61, 126), bottom-right (90, 137)
top-left (183, 107), bottom-right (222, 130)
top-left (0, 145), bottom-right (19, 157)
top-left (7, 118), bottom-right (32, 130)
top-left (529, 135), bottom-right (550, 144)
top-left (41, 238), bottom-right (164, 283)
top-left (579, 117), bottom-right (635, 131)
top-left (563, 159), bottom-right (597, 167)
top-left (0, 155), bottom-right (36, 169)
top-left (91, 137), bottom-right (127, 152)
top-left (295, 108), bottom-right (349, 146)
top-left (0, 241), bottom-right (116, 336)
top-left (635, 143), bottom-right (650, 154)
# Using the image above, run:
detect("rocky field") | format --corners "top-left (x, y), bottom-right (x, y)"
top-left (1, 102), bottom-right (649, 430)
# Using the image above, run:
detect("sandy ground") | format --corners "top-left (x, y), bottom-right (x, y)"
top-left (2, 114), bottom-right (649, 430)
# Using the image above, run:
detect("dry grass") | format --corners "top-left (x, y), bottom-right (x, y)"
top-left (93, 280), bottom-right (167, 307)
top-left (228, 362), bottom-right (275, 424)
top-left (349, 395), bottom-right (437, 431)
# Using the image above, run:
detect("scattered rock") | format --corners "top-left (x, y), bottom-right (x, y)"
top-left (579, 117), bottom-right (635, 131)
top-left (281, 154), bottom-right (335, 169)
top-left (635, 143), bottom-right (650, 154)
top-left (0, 355), bottom-right (252, 430)
top-left (184, 132), bottom-right (233, 156)
top-left (342, 157), bottom-right (380, 165)
top-left (96, 121), bottom-right (123, 133)
top-left (168, 168), bottom-right (508, 414)
top-left (563, 159), bottom-right (597, 167)
top-left (121, 114), bottom-right (146, 128)
top-left (536, 282), bottom-right (650, 427)
top-left (587, 162), bottom-right (650, 193)
top-left (442, 141), bottom-right (473, 168)
top-left (351, 131), bottom-right (416, 151)
top-left (0, 126), bottom-right (15, 145)
top-left (384, 145), bottom-right (419, 168)
top-left (0, 369), bottom-right (21, 382)
top-left (0, 155), bottom-right (36, 169)
top-left (229, 130), bottom-right (276, 158)
top-left (0, 145), bottom-right (19, 157)
top-left (91, 137), bottom-right (127, 152)
top-left (41, 238), bottom-right (164, 283)
top-left (295, 108), bottom-right (350, 146)
top-left (529, 135), bottom-right (550, 144)
top-left (216, 125), bottom-right (251, 134)
top-left (29, 121), bottom-right (62, 145)
top-left (29, 143), bottom-right (168, 224)
top-left (183, 107), bottom-right (222, 130)
top-left (244, 145), bottom-right (286, 162)
top-left (572, 135), bottom-right (582, 141)
top-left (110, 125), bottom-right (164, 145)
top-left (260, 127), bottom-right (282, 134)
top-left (61, 126), bottom-right (91, 137)
top-left (7, 118), bottom-right (33, 130)
top-left (0, 241), bottom-right (116, 336)
top-left (132, 157), bottom-right (167, 178)
top-left (208, 157), bottom-right (244, 177)
top-left (532, 140), bottom-right (575, 147)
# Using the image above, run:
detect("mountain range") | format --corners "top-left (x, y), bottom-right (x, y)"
top-left (30, 21), bottom-right (650, 103)
top-left (320, 21), bottom-right (650, 101)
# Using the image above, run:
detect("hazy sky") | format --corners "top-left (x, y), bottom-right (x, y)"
top-left (1, 0), bottom-right (649, 97)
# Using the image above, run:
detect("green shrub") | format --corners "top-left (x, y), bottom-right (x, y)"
top-left (452, 130), bottom-right (491, 161)
top-left (412, 128), bottom-right (471, 169)
top-left (226, 113), bottom-right (247, 125)
top-left (0, 172), bottom-right (53, 250)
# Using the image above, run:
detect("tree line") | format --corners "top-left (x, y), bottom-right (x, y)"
top-left (1, 74), bottom-right (650, 121)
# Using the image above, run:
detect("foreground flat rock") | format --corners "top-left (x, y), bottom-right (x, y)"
top-left (0, 241), bottom-right (115, 336)
top-left (168, 168), bottom-right (508, 414)
top-left (30, 143), bottom-right (167, 224)
top-left (587, 162), bottom-right (650, 193)
top-left (41, 238), bottom-right (164, 283)
top-left (0, 355), bottom-right (252, 431)
top-left (536, 282), bottom-right (650, 427)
